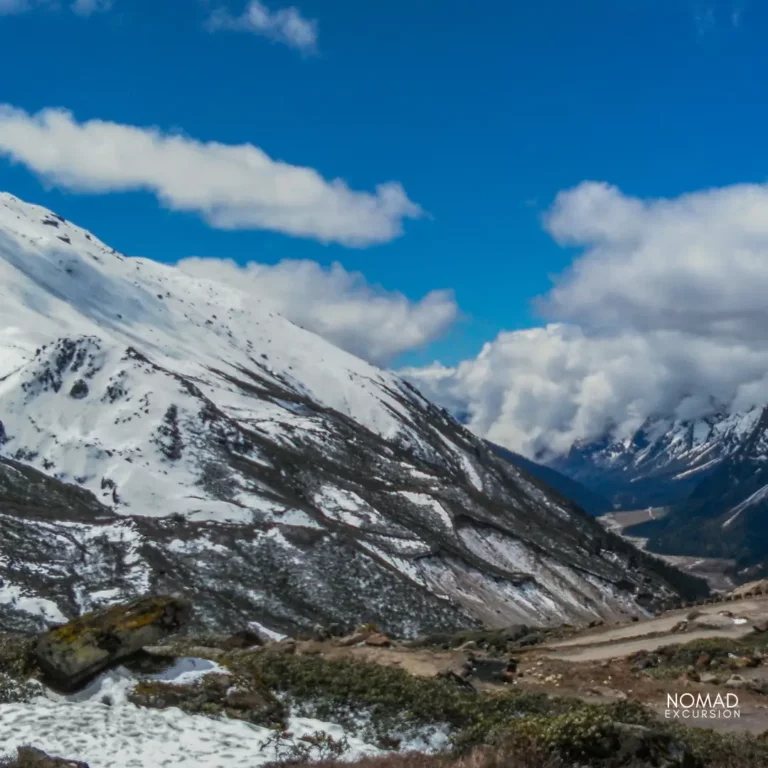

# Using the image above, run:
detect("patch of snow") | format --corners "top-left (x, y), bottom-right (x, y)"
top-left (723, 484), bottom-right (768, 529)
top-left (248, 620), bottom-right (287, 642)
top-left (0, 664), bottom-right (383, 767)
top-left (0, 583), bottom-right (66, 624)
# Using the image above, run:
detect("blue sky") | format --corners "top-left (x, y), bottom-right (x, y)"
top-left (0, 0), bottom-right (764, 370)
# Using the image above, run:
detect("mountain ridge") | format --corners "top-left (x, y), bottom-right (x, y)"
top-left (0, 192), bottom-right (706, 633)
top-left (548, 408), bottom-right (768, 580)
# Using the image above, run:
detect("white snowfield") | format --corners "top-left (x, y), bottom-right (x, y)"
top-left (0, 191), bottom-right (421, 521)
top-left (0, 660), bottom-right (384, 768)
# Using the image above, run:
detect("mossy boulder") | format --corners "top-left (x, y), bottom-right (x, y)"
top-left (34, 595), bottom-right (191, 689)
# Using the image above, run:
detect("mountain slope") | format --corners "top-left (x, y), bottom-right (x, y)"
top-left (550, 408), bottom-right (768, 579)
top-left (549, 409), bottom-right (765, 509)
top-left (0, 192), bottom-right (706, 632)
top-left (491, 444), bottom-right (614, 516)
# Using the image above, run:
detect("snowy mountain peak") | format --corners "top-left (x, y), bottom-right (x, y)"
top-left (0, 192), bottom-right (705, 634)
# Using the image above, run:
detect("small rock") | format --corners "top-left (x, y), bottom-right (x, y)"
top-left (699, 673), bottom-right (719, 684)
top-left (226, 688), bottom-right (272, 710)
top-left (365, 633), bottom-right (391, 647)
top-left (502, 669), bottom-right (517, 684)
top-left (336, 631), bottom-right (369, 647)
top-left (458, 640), bottom-right (479, 651)
top-left (732, 656), bottom-right (759, 669)
top-left (312, 624), bottom-right (332, 641)
top-left (470, 658), bottom-right (511, 683)
top-left (753, 620), bottom-right (768, 633)
top-left (184, 646), bottom-right (225, 661)
top-left (748, 679), bottom-right (768, 695)
top-left (435, 669), bottom-right (476, 691)
top-left (220, 630), bottom-right (264, 651)
top-left (297, 641), bottom-right (324, 655)
top-left (695, 653), bottom-right (711, 668)
top-left (726, 674), bottom-right (748, 688)
top-left (587, 685), bottom-right (628, 700)
top-left (631, 656), bottom-right (656, 672)
top-left (268, 639), bottom-right (296, 655)
top-left (202, 673), bottom-right (233, 692)
top-left (69, 379), bottom-right (89, 400)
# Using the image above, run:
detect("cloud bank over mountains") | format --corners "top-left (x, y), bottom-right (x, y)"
top-left (3, 101), bottom-right (766, 460)
top-left (406, 181), bottom-right (768, 456)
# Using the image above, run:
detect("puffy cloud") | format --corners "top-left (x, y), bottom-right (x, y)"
top-left (405, 181), bottom-right (768, 456)
top-left (206, 1), bottom-right (317, 53)
top-left (178, 257), bottom-right (458, 366)
top-left (0, 106), bottom-right (422, 246)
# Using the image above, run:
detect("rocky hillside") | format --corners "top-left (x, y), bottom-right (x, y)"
top-left (0, 192), bottom-right (706, 634)
top-left (549, 409), bottom-right (768, 579)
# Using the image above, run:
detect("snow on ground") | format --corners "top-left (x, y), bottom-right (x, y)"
top-left (0, 659), bottom-right (384, 768)
top-left (248, 620), bottom-right (287, 642)
top-left (0, 583), bottom-right (67, 624)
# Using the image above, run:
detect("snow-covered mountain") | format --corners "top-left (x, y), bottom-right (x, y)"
top-left (550, 408), bottom-right (768, 578)
top-left (549, 409), bottom-right (767, 510)
top-left (0, 192), bottom-right (705, 633)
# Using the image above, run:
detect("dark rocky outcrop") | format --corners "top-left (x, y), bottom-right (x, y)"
top-left (34, 595), bottom-right (191, 689)
top-left (3, 747), bottom-right (89, 768)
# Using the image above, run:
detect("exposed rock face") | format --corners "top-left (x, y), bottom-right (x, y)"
top-left (8, 747), bottom-right (89, 768)
top-left (34, 595), bottom-right (191, 689)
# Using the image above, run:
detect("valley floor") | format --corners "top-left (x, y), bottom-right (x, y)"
top-left (599, 508), bottom-right (737, 592)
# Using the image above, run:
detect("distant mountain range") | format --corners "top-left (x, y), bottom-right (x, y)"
top-left (0, 192), bottom-right (707, 633)
top-left (548, 409), bottom-right (768, 581)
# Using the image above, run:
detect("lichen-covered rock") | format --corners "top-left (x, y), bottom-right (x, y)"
top-left (6, 747), bottom-right (89, 767)
top-left (34, 595), bottom-right (191, 689)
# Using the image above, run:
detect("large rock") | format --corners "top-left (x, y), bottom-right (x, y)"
top-left (9, 747), bottom-right (89, 767)
top-left (34, 595), bottom-right (191, 689)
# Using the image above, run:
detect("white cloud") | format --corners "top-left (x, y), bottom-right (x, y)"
top-left (0, 105), bottom-right (422, 247)
top-left (0, 0), bottom-right (112, 14)
top-left (71, 0), bottom-right (113, 16)
top-left (207, 1), bottom-right (317, 53)
top-left (0, 0), bottom-right (38, 14)
top-left (178, 257), bottom-right (458, 366)
top-left (405, 181), bottom-right (768, 457)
